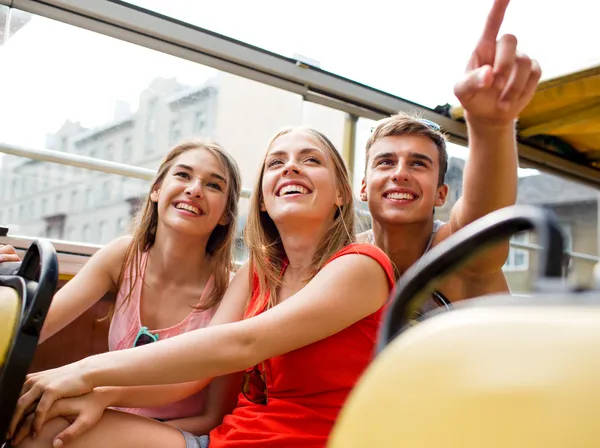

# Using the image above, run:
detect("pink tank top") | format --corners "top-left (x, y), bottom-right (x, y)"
top-left (108, 251), bottom-right (217, 420)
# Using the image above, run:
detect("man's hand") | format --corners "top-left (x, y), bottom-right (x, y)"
top-left (11, 389), bottom-right (112, 447)
top-left (454, 0), bottom-right (542, 128)
top-left (0, 244), bottom-right (20, 263)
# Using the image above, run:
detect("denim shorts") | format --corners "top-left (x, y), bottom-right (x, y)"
top-left (178, 430), bottom-right (209, 448)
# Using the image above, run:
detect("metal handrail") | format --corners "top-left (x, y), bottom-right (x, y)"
top-left (509, 241), bottom-right (598, 264)
top-left (1, 141), bottom-right (598, 264)
top-left (0, 141), bottom-right (252, 198)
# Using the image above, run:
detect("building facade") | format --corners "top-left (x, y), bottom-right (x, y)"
top-left (0, 73), bottom-right (347, 246)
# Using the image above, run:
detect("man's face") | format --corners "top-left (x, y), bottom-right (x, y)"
top-left (361, 134), bottom-right (448, 226)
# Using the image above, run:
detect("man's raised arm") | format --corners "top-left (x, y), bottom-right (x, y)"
top-left (450, 0), bottom-right (541, 233)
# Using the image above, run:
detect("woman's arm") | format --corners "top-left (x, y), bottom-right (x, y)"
top-left (164, 372), bottom-right (243, 435)
top-left (40, 236), bottom-right (131, 342)
top-left (88, 253), bottom-right (389, 386)
top-left (87, 263), bottom-right (251, 409)
top-left (13, 254), bottom-right (390, 436)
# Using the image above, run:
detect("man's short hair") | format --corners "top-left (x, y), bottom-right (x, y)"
top-left (365, 112), bottom-right (448, 186)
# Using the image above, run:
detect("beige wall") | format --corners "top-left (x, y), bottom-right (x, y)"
top-left (301, 102), bottom-right (346, 153)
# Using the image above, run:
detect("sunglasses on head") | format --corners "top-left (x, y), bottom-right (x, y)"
top-left (133, 326), bottom-right (159, 347)
top-left (241, 362), bottom-right (268, 405)
top-left (370, 117), bottom-right (442, 134)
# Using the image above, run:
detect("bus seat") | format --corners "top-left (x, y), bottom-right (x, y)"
top-left (0, 240), bottom-right (58, 444)
top-left (330, 206), bottom-right (599, 447)
top-left (0, 286), bottom-right (21, 367)
top-left (329, 300), bottom-right (600, 447)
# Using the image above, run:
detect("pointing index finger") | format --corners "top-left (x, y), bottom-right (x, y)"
top-left (480, 0), bottom-right (511, 44)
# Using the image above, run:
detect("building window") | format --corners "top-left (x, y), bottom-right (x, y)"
top-left (145, 98), bottom-right (157, 153)
top-left (503, 231), bottom-right (530, 271)
top-left (194, 110), bottom-right (206, 134)
top-left (56, 193), bottom-right (62, 213)
top-left (44, 213), bottom-right (66, 240)
top-left (117, 217), bottom-right (128, 235)
top-left (99, 220), bottom-right (109, 243)
top-left (105, 143), bottom-right (115, 161)
top-left (44, 165), bottom-right (50, 188)
top-left (102, 180), bottom-right (111, 202)
top-left (560, 223), bottom-right (573, 253)
top-left (60, 136), bottom-right (68, 152)
top-left (169, 119), bottom-right (181, 145)
top-left (71, 190), bottom-right (78, 210)
top-left (85, 187), bottom-right (93, 206)
top-left (123, 137), bottom-right (132, 162)
top-left (82, 224), bottom-right (91, 242)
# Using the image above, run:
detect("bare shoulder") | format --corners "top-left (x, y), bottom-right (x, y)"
top-left (102, 235), bottom-right (133, 262)
top-left (91, 235), bottom-right (133, 284)
top-left (430, 222), bottom-right (451, 247)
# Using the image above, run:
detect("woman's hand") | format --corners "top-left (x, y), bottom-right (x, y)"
top-left (11, 388), bottom-right (113, 447)
top-left (9, 360), bottom-right (96, 440)
top-left (0, 244), bottom-right (20, 262)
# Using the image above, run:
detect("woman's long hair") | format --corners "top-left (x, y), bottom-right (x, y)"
top-left (244, 127), bottom-right (355, 315)
top-left (116, 139), bottom-right (242, 312)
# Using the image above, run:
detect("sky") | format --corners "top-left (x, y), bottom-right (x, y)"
top-left (0, 0), bottom-right (598, 174)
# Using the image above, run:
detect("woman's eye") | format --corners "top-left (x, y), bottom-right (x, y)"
top-left (175, 171), bottom-right (190, 179)
top-left (305, 157), bottom-right (321, 164)
top-left (267, 159), bottom-right (283, 168)
top-left (207, 182), bottom-right (223, 191)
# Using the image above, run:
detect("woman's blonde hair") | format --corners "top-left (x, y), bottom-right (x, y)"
top-left (244, 127), bottom-right (355, 315)
top-left (117, 139), bottom-right (241, 311)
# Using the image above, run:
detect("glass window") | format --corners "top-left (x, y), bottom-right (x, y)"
top-left (117, 217), bottom-right (128, 235)
top-left (122, 137), bottom-right (133, 162)
top-left (55, 193), bottom-right (62, 213)
top-left (105, 143), bottom-right (115, 161)
top-left (99, 220), bottom-right (109, 243)
top-left (102, 180), bottom-right (111, 202)
top-left (503, 232), bottom-right (530, 272)
top-left (122, 0), bottom-right (600, 107)
top-left (82, 224), bottom-right (91, 242)
top-left (85, 187), bottom-right (93, 206)
top-left (194, 110), bottom-right (206, 134)
top-left (71, 189), bottom-right (78, 210)
top-left (169, 119), bottom-right (181, 145)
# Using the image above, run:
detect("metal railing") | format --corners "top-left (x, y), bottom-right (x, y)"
top-left (0, 142), bottom-right (253, 199)
top-left (1, 141), bottom-right (598, 265)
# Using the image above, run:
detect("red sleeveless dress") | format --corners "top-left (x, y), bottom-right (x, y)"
top-left (209, 243), bottom-right (395, 447)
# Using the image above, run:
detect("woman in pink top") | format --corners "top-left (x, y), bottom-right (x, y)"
top-left (107, 251), bottom-right (216, 421)
top-left (6, 139), bottom-right (242, 436)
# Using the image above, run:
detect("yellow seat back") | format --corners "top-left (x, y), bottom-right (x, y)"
top-left (0, 285), bottom-right (21, 367)
top-left (329, 302), bottom-right (600, 448)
